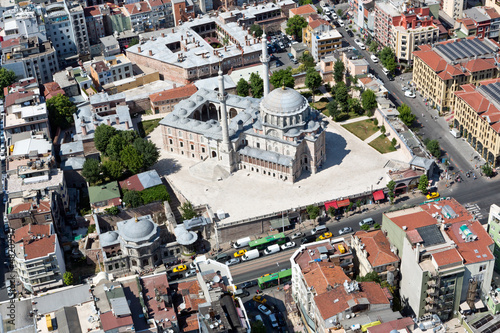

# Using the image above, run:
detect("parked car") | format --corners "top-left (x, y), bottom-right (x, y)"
top-left (337, 19), bottom-right (345, 27)
top-left (426, 192), bottom-right (440, 199)
top-left (281, 242), bottom-right (296, 250)
top-left (253, 295), bottom-right (267, 304)
top-left (234, 249), bottom-right (247, 257)
top-left (359, 218), bottom-right (375, 226)
top-left (338, 227), bottom-right (353, 235)
top-left (291, 232), bottom-right (303, 240)
top-left (370, 54), bottom-right (378, 63)
top-left (354, 38), bottom-right (365, 49)
top-left (258, 304), bottom-right (272, 316)
top-left (301, 235), bottom-right (317, 244)
top-left (317, 232), bottom-right (333, 240)
top-left (184, 269), bottom-right (196, 278)
top-left (225, 258), bottom-right (241, 266)
top-left (405, 90), bottom-right (416, 98)
top-left (240, 280), bottom-right (257, 289)
top-left (173, 264), bottom-right (187, 273)
top-left (347, 30), bottom-right (354, 37)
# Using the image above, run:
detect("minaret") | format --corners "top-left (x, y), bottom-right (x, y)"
top-left (217, 66), bottom-right (232, 156)
top-left (260, 33), bottom-right (270, 97)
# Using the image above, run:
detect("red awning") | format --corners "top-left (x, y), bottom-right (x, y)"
top-left (325, 200), bottom-right (338, 210)
top-left (336, 199), bottom-right (351, 208)
top-left (373, 190), bottom-right (385, 201)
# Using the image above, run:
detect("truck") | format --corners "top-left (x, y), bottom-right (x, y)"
top-left (450, 128), bottom-right (461, 138)
top-left (264, 244), bottom-right (281, 255)
top-left (233, 237), bottom-right (251, 248)
top-left (242, 249), bottom-right (260, 261)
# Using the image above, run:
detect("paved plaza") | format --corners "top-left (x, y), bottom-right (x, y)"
top-left (150, 117), bottom-right (408, 224)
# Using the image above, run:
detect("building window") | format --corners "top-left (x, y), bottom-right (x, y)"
top-left (108, 265), bottom-right (113, 271)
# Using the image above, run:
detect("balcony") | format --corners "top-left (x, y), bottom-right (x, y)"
top-left (426, 287), bottom-right (439, 296)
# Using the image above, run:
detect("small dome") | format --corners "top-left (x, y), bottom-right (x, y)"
top-left (196, 95), bottom-right (204, 102)
top-left (180, 118), bottom-right (190, 124)
top-left (261, 87), bottom-right (307, 115)
top-left (121, 218), bottom-right (155, 240)
top-left (100, 231), bottom-right (119, 244)
top-left (307, 120), bottom-right (316, 130)
top-left (202, 123), bottom-right (212, 129)
top-left (186, 100), bottom-right (196, 108)
top-left (177, 231), bottom-right (198, 245)
top-left (171, 115), bottom-right (179, 121)
top-left (288, 128), bottom-right (299, 135)
top-left (179, 108), bottom-right (187, 116)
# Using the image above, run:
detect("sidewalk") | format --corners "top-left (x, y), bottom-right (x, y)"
top-left (337, 116), bottom-right (370, 125)
top-left (364, 130), bottom-right (382, 144)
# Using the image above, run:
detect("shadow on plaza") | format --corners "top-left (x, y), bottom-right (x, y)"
top-left (153, 157), bottom-right (182, 176)
top-left (321, 132), bottom-right (350, 170)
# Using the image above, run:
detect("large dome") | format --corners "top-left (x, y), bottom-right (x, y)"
top-left (121, 217), bottom-right (156, 241)
top-left (261, 87), bottom-right (307, 115)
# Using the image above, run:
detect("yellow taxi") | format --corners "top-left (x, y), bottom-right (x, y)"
top-left (173, 264), bottom-right (187, 273)
top-left (426, 192), bottom-right (440, 200)
top-left (234, 249), bottom-right (247, 258)
top-left (253, 295), bottom-right (267, 304)
top-left (317, 232), bottom-right (333, 240)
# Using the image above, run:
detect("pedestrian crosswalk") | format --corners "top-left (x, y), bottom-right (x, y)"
top-left (464, 203), bottom-right (483, 220)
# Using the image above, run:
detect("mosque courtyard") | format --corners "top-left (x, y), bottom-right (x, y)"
top-left (150, 116), bottom-right (408, 224)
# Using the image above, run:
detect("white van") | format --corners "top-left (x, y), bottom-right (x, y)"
top-left (233, 237), bottom-right (251, 248)
top-left (269, 314), bottom-right (279, 328)
top-left (311, 225), bottom-right (327, 235)
top-left (450, 128), bottom-right (461, 138)
top-left (264, 244), bottom-right (280, 255)
top-left (382, 67), bottom-right (390, 75)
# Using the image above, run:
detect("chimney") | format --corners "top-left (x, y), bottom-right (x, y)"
top-left (138, 46), bottom-right (142, 53)
top-left (173, 83), bottom-right (177, 88)
top-left (125, 120), bottom-right (130, 129)
top-left (115, 115), bottom-right (120, 125)
top-left (81, 124), bottom-right (87, 136)
top-left (181, 35), bottom-right (183, 41)
top-left (161, 32), bottom-right (165, 37)
top-left (172, 28), bottom-right (174, 33)
top-left (107, 118), bottom-right (111, 126)
top-left (149, 50), bottom-right (153, 56)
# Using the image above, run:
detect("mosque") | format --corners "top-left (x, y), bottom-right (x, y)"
top-left (159, 35), bottom-right (327, 183)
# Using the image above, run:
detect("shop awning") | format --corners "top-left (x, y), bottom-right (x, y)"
top-left (325, 200), bottom-right (338, 210)
top-left (373, 190), bottom-right (385, 201)
top-left (336, 199), bottom-right (351, 208)
top-left (270, 217), bottom-right (290, 229)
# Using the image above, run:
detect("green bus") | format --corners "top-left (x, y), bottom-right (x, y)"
top-left (258, 269), bottom-right (292, 289)
top-left (249, 232), bottom-right (286, 250)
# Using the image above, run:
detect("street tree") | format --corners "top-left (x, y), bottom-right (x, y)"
top-left (251, 320), bottom-right (266, 333)
top-left (46, 94), bottom-right (77, 130)
top-left (270, 68), bottom-right (295, 88)
top-left (418, 174), bottom-right (429, 194)
top-left (123, 190), bottom-right (143, 208)
top-left (305, 68), bottom-right (322, 93)
top-left (249, 72), bottom-right (264, 98)
top-left (426, 139), bottom-right (441, 158)
top-left (482, 164), bottom-right (494, 177)
top-left (82, 158), bottom-right (102, 185)
top-left (369, 41), bottom-right (379, 53)
top-left (0, 68), bottom-right (16, 98)
top-left (333, 59), bottom-right (345, 83)
top-left (306, 205), bottom-right (320, 220)
top-left (397, 103), bottom-right (416, 127)
top-left (94, 124), bottom-right (117, 152)
top-left (286, 15), bottom-right (307, 42)
top-left (249, 24), bottom-right (263, 37)
top-left (361, 89), bottom-right (377, 115)
top-left (236, 78), bottom-right (250, 97)
top-left (347, 201), bottom-right (355, 215)
top-left (120, 145), bottom-right (144, 174)
top-left (387, 180), bottom-right (396, 204)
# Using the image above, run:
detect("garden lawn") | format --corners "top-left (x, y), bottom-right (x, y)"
top-left (342, 119), bottom-right (379, 141)
top-left (369, 134), bottom-right (397, 154)
top-left (137, 119), bottom-right (161, 137)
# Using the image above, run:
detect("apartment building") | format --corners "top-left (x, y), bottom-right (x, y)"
top-left (289, 4), bottom-right (317, 20)
top-left (351, 230), bottom-right (400, 281)
top-left (1, 8), bottom-right (46, 42)
top-left (412, 37), bottom-right (500, 112)
top-left (349, 0), bottom-right (376, 33)
top-left (89, 54), bottom-right (133, 88)
top-left (84, 4), bottom-right (109, 45)
top-left (303, 17), bottom-right (342, 61)
top-left (374, 3), bottom-right (439, 63)
top-left (1, 36), bottom-right (59, 84)
top-left (13, 224), bottom-right (66, 293)
top-left (488, 204), bottom-right (500, 272)
top-left (461, 6), bottom-right (500, 40)
top-left (122, 1), bottom-right (153, 33)
top-left (146, 0), bottom-right (172, 29)
top-left (443, 0), bottom-right (466, 20)
top-left (382, 198), bottom-right (495, 320)
top-left (453, 78), bottom-right (500, 166)
top-left (290, 240), bottom-right (398, 332)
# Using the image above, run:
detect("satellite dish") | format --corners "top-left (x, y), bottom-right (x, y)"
top-left (213, 275), bottom-right (221, 283)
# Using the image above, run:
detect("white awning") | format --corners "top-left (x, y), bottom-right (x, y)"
top-left (460, 302), bottom-right (470, 312)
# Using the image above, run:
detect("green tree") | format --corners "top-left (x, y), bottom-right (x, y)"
top-left (335, 82), bottom-right (349, 113)
top-left (106, 134), bottom-right (128, 160)
top-left (385, 57), bottom-right (397, 74)
top-left (337, 8), bottom-right (343, 16)
top-left (250, 24), bottom-right (263, 37)
top-left (397, 103), bottom-right (416, 127)
top-left (102, 160), bottom-right (123, 180)
top-left (306, 205), bottom-right (320, 220)
top-left (299, 0), bottom-right (312, 4)
top-left (327, 206), bottom-right (336, 217)
top-left (94, 124), bottom-right (117, 152)
top-left (0, 68), bottom-right (16, 99)
top-left (46, 94), bottom-right (77, 130)
top-left (119, 129), bottom-right (139, 144)
top-left (347, 202), bottom-right (355, 215)
top-left (333, 59), bottom-right (345, 83)
top-left (270, 68), bottom-right (295, 88)
top-left (348, 98), bottom-right (362, 115)
top-left (123, 190), bottom-right (143, 208)
top-left (387, 180), bottom-right (396, 204)
top-left (305, 68), bottom-right (322, 93)
top-left (361, 89), bottom-right (377, 116)
top-left (369, 41), bottom-right (379, 53)
top-left (120, 145), bottom-right (144, 174)
top-left (286, 15), bottom-right (307, 41)
top-left (418, 174), bottom-right (429, 194)
top-left (380, 125), bottom-right (386, 134)
top-left (379, 47), bottom-right (397, 74)
top-left (140, 185), bottom-right (170, 204)
top-left (128, 38), bottom-right (139, 47)
top-left (391, 138), bottom-right (397, 146)
top-left (105, 206), bottom-right (120, 215)
top-left (482, 164), bottom-right (494, 177)
top-left (373, 118), bottom-right (379, 126)
top-left (356, 200), bottom-right (362, 212)
top-left (63, 272), bottom-right (74, 286)
top-left (374, 223), bottom-right (381, 229)
top-left (180, 201), bottom-right (198, 220)
top-left (360, 224), bottom-right (370, 231)
top-left (82, 158), bottom-right (102, 184)
top-left (236, 78), bottom-right (250, 97)
top-left (327, 100), bottom-right (341, 121)
top-left (300, 52), bottom-right (315, 68)
top-left (426, 139), bottom-right (441, 158)
top-left (251, 320), bottom-right (266, 333)
top-left (357, 271), bottom-right (381, 283)
top-left (249, 72), bottom-right (264, 98)
top-left (133, 138), bottom-right (160, 169)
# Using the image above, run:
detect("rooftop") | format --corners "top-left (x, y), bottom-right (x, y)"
top-left (88, 181), bottom-right (121, 204)
top-left (353, 230), bottom-right (399, 267)
top-left (150, 84), bottom-right (198, 103)
top-left (16, 234), bottom-right (57, 260)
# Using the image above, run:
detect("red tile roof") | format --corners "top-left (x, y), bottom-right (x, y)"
top-left (92, 60), bottom-right (109, 74)
top-left (485, 7), bottom-right (500, 19)
top-left (290, 4), bottom-right (317, 15)
top-left (445, 220), bottom-right (494, 264)
top-left (303, 263), bottom-right (350, 295)
top-left (23, 234), bottom-right (57, 260)
top-left (432, 248), bottom-right (463, 267)
top-left (84, 5), bottom-right (101, 17)
top-left (150, 84), bottom-right (198, 103)
top-left (124, 1), bottom-right (151, 15)
top-left (177, 280), bottom-right (205, 312)
top-left (309, 19), bottom-right (330, 29)
top-left (44, 82), bottom-right (65, 100)
top-left (119, 175), bottom-right (144, 192)
top-left (388, 210), bottom-right (436, 231)
top-left (354, 230), bottom-right (400, 268)
top-left (1, 38), bottom-right (20, 49)
top-left (367, 317), bottom-right (415, 333)
top-left (314, 281), bottom-right (390, 320)
top-left (100, 311), bottom-right (134, 331)
top-left (14, 224), bottom-right (51, 243)
top-left (142, 274), bottom-right (176, 324)
top-left (5, 91), bottom-right (35, 108)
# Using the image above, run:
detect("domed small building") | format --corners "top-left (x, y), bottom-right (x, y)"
top-left (159, 37), bottom-right (326, 182)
